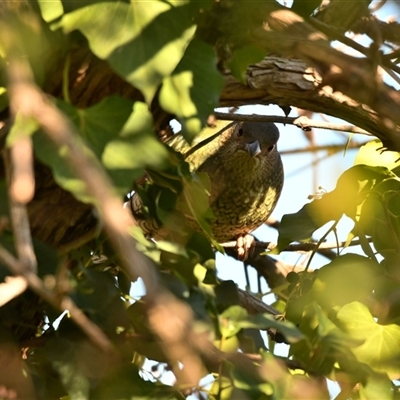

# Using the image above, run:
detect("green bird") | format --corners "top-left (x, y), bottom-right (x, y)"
top-left (130, 120), bottom-right (284, 258)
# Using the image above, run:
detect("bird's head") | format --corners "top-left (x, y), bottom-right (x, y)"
top-left (231, 122), bottom-right (280, 157)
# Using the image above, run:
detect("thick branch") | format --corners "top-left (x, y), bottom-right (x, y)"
top-left (221, 56), bottom-right (400, 152)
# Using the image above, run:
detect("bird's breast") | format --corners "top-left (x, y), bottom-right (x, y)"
top-left (204, 154), bottom-right (283, 241)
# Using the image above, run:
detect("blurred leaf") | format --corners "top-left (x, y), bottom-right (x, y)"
top-left (355, 140), bottom-right (400, 170)
top-left (0, 179), bottom-right (9, 216)
top-left (219, 305), bottom-right (248, 338)
top-left (337, 302), bottom-right (400, 376)
top-left (214, 280), bottom-right (241, 310)
top-left (161, 272), bottom-right (189, 300)
top-left (291, 0), bottom-right (322, 18)
top-left (159, 38), bottom-right (223, 142)
top-left (0, 87), bottom-right (8, 113)
top-left (44, 336), bottom-right (90, 400)
top-left (0, 10), bottom-right (57, 85)
top-left (216, 334), bottom-right (240, 353)
top-left (38, 0), bottom-right (64, 22)
top-left (61, 2), bottom-right (196, 102)
top-left (33, 130), bottom-right (93, 203)
top-left (239, 329), bottom-right (267, 352)
top-left (359, 374), bottom-right (393, 400)
top-left (117, 271), bottom-right (131, 297)
top-left (210, 372), bottom-right (233, 399)
top-left (34, 238), bottom-right (60, 277)
top-left (309, 254), bottom-right (381, 310)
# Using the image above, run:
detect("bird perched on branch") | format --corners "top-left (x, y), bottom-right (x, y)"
top-left (130, 120), bottom-right (284, 259)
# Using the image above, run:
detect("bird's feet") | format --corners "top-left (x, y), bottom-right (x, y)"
top-left (236, 234), bottom-right (256, 261)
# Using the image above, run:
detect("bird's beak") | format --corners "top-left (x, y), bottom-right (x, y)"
top-left (245, 140), bottom-right (261, 157)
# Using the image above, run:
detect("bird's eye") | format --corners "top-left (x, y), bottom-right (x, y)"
top-left (237, 128), bottom-right (244, 137)
top-left (267, 145), bottom-right (275, 152)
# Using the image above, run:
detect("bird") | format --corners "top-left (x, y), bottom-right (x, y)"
top-left (130, 120), bottom-right (284, 259)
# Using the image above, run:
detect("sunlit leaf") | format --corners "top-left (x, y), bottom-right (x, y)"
top-left (57, 96), bottom-right (134, 158)
top-left (309, 254), bottom-right (381, 310)
top-left (102, 101), bottom-right (169, 186)
top-left (359, 374), bottom-right (393, 400)
top-left (159, 38), bottom-right (224, 142)
top-left (337, 302), bottom-right (400, 376)
top-left (227, 46), bottom-right (265, 83)
top-left (277, 165), bottom-right (392, 250)
top-left (291, 303), bottom-right (366, 378)
top-left (355, 140), bottom-right (400, 170)
top-left (37, 0), bottom-right (64, 22)
top-left (61, 1), bottom-right (197, 102)
top-left (219, 305), bottom-right (248, 338)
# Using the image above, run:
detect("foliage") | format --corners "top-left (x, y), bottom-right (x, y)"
top-left (1, 1), bottom-right (400, 400)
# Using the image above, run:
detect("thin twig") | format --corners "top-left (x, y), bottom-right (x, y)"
top-left (0, 276), bottom-right (28, 307)
top-left (3, 148), bottom-right (37, 274)
top-left (213, 113), bottom-right (371, 136)
top-left (220, 237), bottom-right (368, 252)
top-left (280, 142), bottom-right (364, 155)
top-left (9, 136), bottom-right (35, 204)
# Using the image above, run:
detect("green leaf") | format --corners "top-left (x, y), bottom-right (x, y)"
top-left (291, 303), bottom-right (366, 377)
top-left (241, 314), bottom-right (305, 344)
top-left (227, 46), bottom-right (266, 83)
top-left (219, 306), bottom-right (248, 338)
top-left (214, 280), bottom-right (241, 309)
top-left (291, 0), bottom-right (322, 18)
top-left (359, 374), bottom-right (393, 400)
top-left (102, 102), bottom-right (169, 183)
top-left (33, 130), bottom-right (94, 203)
top-left (34, 98), bottom-right (169, 202)
top-left (309, 254), bottom-right (381, 310)
top-left (337, 302), bottom-right (400, 376)
top-left (37, 0), bottom-right (64, 22)
top-left (178, 174), bottom-right (222, 250)
top-left (355, 140), bottom-right (400, 170)
top-left (277, 165), bottom-right (392, 250)
top-left (159, 38), bottom-right (224, 142)
top-left (57, 96), bottom-right (134, 158)
top-left (0, 87), bottom-right (8, 113)
top-left (6, 112), bottom-right (39, 146)
top-left (61, 1), bottom-right (197, 102)
top-left (218, 305), bottom-right (304, 343)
